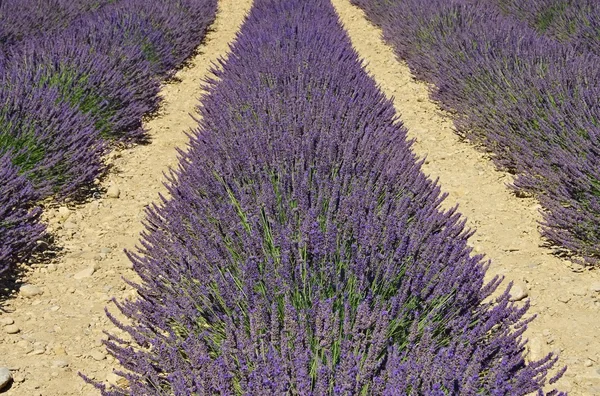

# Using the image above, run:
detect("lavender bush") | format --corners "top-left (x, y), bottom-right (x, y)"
top-left (0, 154), bottom-right (45, 274)
top-left (491, 0), bottom-right (600, 57)
top-left (0, 0), bottom-right (114, 54)
top-left (0, 71), bottom-right (105, 196)
top-left (352, 0), bottom-right (600, 264)
top-left (94, 0), bottom-right (564, 394)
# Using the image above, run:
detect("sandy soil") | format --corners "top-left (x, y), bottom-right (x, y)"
top-left (331, 0), bottom-right (600, 394)
top-left (0, 1), bottom-right (252, 394)
top-left (0, 0), bottom-right (598, 394)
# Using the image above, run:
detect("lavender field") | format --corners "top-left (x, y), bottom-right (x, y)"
top-left (0, 0), bottom-right (599, 394)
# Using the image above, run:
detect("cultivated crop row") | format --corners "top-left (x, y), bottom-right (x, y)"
top-left (0, 0), bottom-right (218, 273)
top-left (492, 0), bottom-right (600, 57)
top-left (352, 0), bottom-right (600, 264)
top-left (94, 0), bottom-right (564, 394)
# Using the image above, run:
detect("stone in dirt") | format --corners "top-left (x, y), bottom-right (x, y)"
top-left (590, 282), bottom-right (600, 293)
top-left (90, 350), bottom-right (106, 361)
top-left (106, 372), bottom-right (120, 386)
top-left (57, 206), bottom-right (71, 223)
top-left (509, 282), bottom-right (529, 302)
top-left (106, 185), bottom-right (121, 199)
top-left (0, 367), bottom-right (12, 390)
top-left (52, 360), bottom-right (69, 368)
top-left (0, 317), bottom-right (14, 326)
top-left (19, 284), bottom-right (43, 298)
top-left (73, 267), bottom-right (95, 280)
top-left (4, 325), bottom-right (19, 334)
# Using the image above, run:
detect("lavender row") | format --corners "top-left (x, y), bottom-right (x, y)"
top-left (491, 0), bottom-right (600, 57)
top-left (0, 1), bottom-right (217, 273)
top-left (0, 0), bottom-right (114, 54)
top-left (0, 155), bottom-right (45, 276)
top-left (93, 0), bottom-right (564, 394)
top-left (352, 0), bottom-right (600, 264)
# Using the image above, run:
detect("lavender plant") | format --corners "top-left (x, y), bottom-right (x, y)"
top-left (93, 0), bottom-right (564, 394)
top-left (0, 0), bottom-right (115, 54)
top-left (352, 0), bottom-right (600, 264)
top-left (0, 154), bottom-right (45, 274)
top-left (0, 73), bottom-right (105, 196)
top-left (491, 0), bottom-right (600, 57)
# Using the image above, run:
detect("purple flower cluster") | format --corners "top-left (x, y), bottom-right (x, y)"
top-left (352, 0), bottom-right (600, 264)
top-left (96, 0), bottom-right (564, 394)
top-left (0, 0), bottom-right (217, 273)
top-left (0, 0), bottom-right (114, 54)
top-left (492, 0), bottom-right (600, 57)
top-left (0, 154), bottom-right (45, 274)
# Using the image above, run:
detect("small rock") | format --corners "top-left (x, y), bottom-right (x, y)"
top-left (5, 325), bottom-right (19, 334)
top-left (527, 337), bottom-right (543, 362)
top-left (569, 263), bottom-right (585, 273)
top-left (509, 282), bottom-right (529, 302)
top-left (46, 264), bottom-right (57, 272)
top-left (106, 185), bottom-right (120, 199)
top-left (20, 284), bottom-right (43, 298)
top-left (73, 267), bottom-right (95, 280)
top-left (584, 359), bottom-right (594, 367)
top-left (0, 317), bottom-right (14, 326)
top-left (0, 367), bottom-right (12, 390)
top-left (57, 207), bottom-right (71, 222)
top-left (12, 374), bottom-right (24, 383)
top-left (29, 349), bottom-right (45, 356)
top-left (52, 360), bottom-right (69, 368)
top-left (106, 372), bottom-right (120, 386)
top-left (590, 283), bottom-right (600, 293)
top-left (16, 340), bottom-right (31, 349)
top-left (90, 350), bottom-right (106, 361)
top-left (558, 295), bottom-right (571, 303)
top-left (100, 247), bottom-right (112, 254)
top-left (50, 306), bottom-right (60, 312)
top-left (53, 345), bottom-right (67, 356)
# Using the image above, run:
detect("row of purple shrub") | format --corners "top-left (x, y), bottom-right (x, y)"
top-left (0, 0), bottom-right (217, 273)
top-left (0, 155), bottom-right (45, 276)
top-left (95, 0), bottom-right (564, 393)
top-left (0, 0), bottom-right (114, 54)
top-left (351, 0), bottom-right (600, 264)
top-left (491, 0), bottom-right (600, 57)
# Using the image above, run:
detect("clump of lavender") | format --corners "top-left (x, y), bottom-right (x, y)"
top-left (0, 0), bottom-right (115, 55)
top-left (0, 154), bottom-right (45, 274)
top-left (493, 0), bottom-right (600, 57)
top-left (95, 0), bottom-right (565, 394)
top-left (0, 72), bottom-right (105, 197)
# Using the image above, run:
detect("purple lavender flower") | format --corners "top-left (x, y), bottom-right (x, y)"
top-left (0, 154), bottom-right (45, 274)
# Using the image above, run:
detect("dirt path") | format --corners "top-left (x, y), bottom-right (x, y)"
top-left (331, 0), bottom-right (600, 394)
top-left (0, 1), bottom-right (252, 394)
